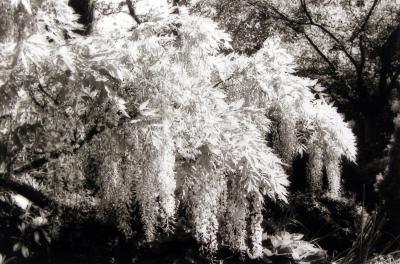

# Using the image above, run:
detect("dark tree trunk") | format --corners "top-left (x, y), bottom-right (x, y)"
top-left (381, 126), bottom-right (400, 236)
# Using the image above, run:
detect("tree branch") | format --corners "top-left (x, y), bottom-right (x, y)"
top-left (12, 123), bottom-right (106, 176)
top-left (298, 0), bottom-right (359, 70)
top-left (359, 34), bottom-right (366, 72)
top-left (250, 1), bottom-right (336, 72)
top-left (126, 0), bottom-right (141, 25)
top-left (0, 125), bottom-right (110, 209)
top-left (356, 34), bottom-right (367, 97)
top-left (27, 89), bottom-right (46, 109)
top-left (37, 81), bottom-right (59, 106)
top-left (0, 175), bottom-right (51, 208)
top-left (248, 0), bottom-right (359, 70)
top-left (300, 0), bottom-right (313, 23)
top-left (0, 114), bottom-right (11, 121)
top-left (0, 119), bottom-right (126, 212)
top-left (349, 0), bottom-right (379, 42)
top-left (0, 173), bottom-right (100, 219)
top-left (303, 31), bottom-right (337, 72)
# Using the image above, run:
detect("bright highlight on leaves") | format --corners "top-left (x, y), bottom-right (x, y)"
top-left (0, 0), bottom-right (356, 258)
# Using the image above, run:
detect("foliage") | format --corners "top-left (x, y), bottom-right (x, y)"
top-left (0, 0), bottom-right (357, 259)
top-left (367, 253), bottom-right (400, 264)
top-left (0, 253), bottom-right (14, 264)
top-left (192, 0), bottom-right (400, 196)
top-left (263, 231), bottom-right (327, 263)
top-left (334, 210), bottom-right (385, 264)
top-left (192, 0), bottom-right (400, 250)
top-left (12, 206), bottom-right (50, 259)
top-left (193, 0), bottom-right (400, 94)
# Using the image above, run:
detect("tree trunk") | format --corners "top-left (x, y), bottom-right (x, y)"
top-left (381, 126), bottom-right (400, 236)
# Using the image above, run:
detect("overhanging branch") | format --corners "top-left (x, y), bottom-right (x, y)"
top-left (11, 123), bottom-right (106, 177)
top-left (0, 175), bottom-right (51, 208)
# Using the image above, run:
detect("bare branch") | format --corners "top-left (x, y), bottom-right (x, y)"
top-left (298, 0), bottom-right (359, 70)
top-left (248, 1), bottom-right (337, 72)
top-left (126, 0), bottom-right (141, 25)
top-left (300, 0), bottom-right (313, 23)
top-left (212, 68), bottom-right (248, 88)
top-left (349, 0), bottom-right (379, 42)
top-left (303, 32), bottom-right (337, 72)
top-left (250, 0), bottom-right (359, 70)
top-left (37, 81), bottom-right (59, 105)
top-left (13, 125), bottom-right (104, 176)
top-left (359, 35), bottom-right (366, 72)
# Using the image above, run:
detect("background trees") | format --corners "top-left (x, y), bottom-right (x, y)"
top-left (193, 0), bottom-right (400, 237)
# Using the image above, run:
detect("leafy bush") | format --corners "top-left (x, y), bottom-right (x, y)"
top-left (0, 0), bottom-right (356, 259)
